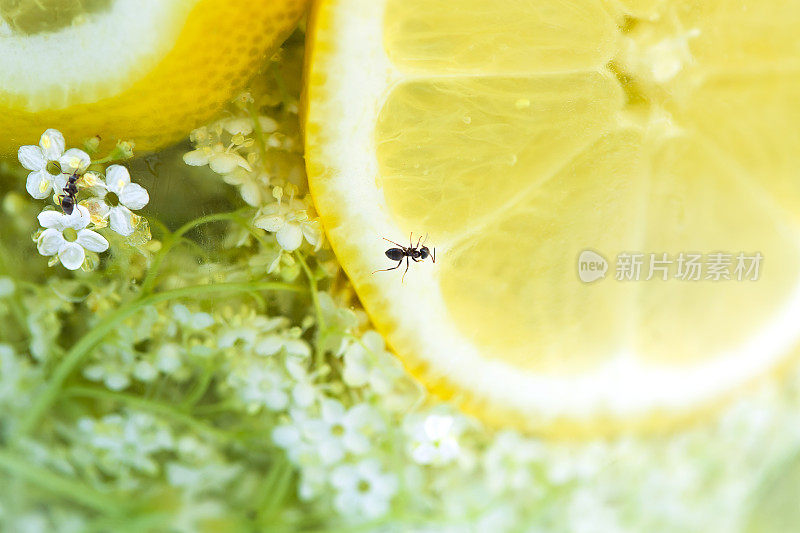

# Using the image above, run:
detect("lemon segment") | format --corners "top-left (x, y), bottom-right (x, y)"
top-left (305, 0), bottom-right (800, 433)
top-left (0, 0), bottom-right (308, 154)
top-left (383, 0), bottom-right (618, 74)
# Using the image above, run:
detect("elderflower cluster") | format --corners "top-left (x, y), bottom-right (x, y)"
top-left (183, 90), bottom-right (321, 253)
top-left (19, 129), bottom-right (150, 270)
top-left (3, 33), bottom-right (800, 533)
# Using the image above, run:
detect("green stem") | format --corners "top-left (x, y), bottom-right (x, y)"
top-left (171, 210), bottom-right (251, 241)
top-left (84, 512), bottom-right (171, 533)
top-left (140, 210), bottom-right (251, 294)
top-left (248, 101), bottom-right (271, 173)
top-left (180, 364), bottom-right (215, 409)
top-left (270, 61), bottom-right (293, 108)
top-left (192, 400), bottom-right (238, 415)
top-left (0, 449), bottom-right (127, 514)
top-left (295, 252), bottom-right (326, 368)
top-left (0, 238), bottom-right (29, 339)
top-left (257, 457), bottom-right (294, 524)
top-left (15, 281), bottom-right (304, 438)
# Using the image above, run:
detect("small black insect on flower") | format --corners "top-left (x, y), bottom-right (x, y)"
top-left (57, 172), bottom-right (80, 215)
top-left (373, 232), bottom-right (436, 282)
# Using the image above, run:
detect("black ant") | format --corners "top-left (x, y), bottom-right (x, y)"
top-left (373, 233), bottom-right (436, 282)
top-left (57, 172), bottom-right (80, 215)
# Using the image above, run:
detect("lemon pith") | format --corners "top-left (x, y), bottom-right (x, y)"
top-left (0, 0), bottom-right (308, 155)
top-left (305, 0), bottom-right (800, 433)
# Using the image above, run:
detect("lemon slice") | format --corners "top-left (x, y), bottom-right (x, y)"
top-left (0, 0), bottom-right (307, 154)
top-left (305, 0), bottom-right (800, 434)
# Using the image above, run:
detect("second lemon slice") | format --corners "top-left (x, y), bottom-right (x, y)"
top-left (0, 0), bottom-right (307, 154)
top-left (305, 0), bottom-right (800, 434)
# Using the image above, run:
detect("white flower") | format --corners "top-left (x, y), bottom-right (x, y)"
top-left (222, 167), bottom-right (268, 206)
top-left (343, 331), bottom-right (404, 395)
top-left (18, 129), bottom-right (90, 199)
top-left (317, 399), bottom-right (384, 462)
top-left (254, 198), bottom-right (321, 252)
top-left (77, 412), bottom-right (174, 477)
top-left (255, 334), bottom-right (311, 359)
top-left (272, 401), bottom-right (383, 467)
top-left (171, 304), bottom-right (214, 330)
top-left (0, 277), bottom-right (14, 298)
top-left (82, 345), bottom-right (135, 391)
top-left (220, 116), bottom-right (277, 136)
top-left (285, 359), bottom-right (320, 408)
top-left (183, 142), bottom-right (253, 174)
top-left (484, 431), bottom-right (545, 496)
top-left (225, 356), bottom-right (289, 412)
top-left (297, 464), bottom-right (328, 501)
top-left (84, 165), bottom-right (149, 236)
top-left (330, 459), bottom-right (397, 520)
top-left (216, 311), bottom-right (287, 350)
top-left (408, 414), bottom-right (461, 466)
top-left (36, 206), bottom-right (108, 270)
top-left (272, 409), bottom-right (324, 465)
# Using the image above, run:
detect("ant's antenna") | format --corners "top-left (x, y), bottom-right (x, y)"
top-left (382, 237), bottom-right (404, 248)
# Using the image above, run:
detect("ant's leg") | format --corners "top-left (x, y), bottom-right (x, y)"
top-left (415, 234), bottom-right (423, 248)
top-left (401, 256), bottom-right (410, 283)
top-left (372, 260), bottom-right (403, 274)
top-left (382, 237), bottom-right (404, 248)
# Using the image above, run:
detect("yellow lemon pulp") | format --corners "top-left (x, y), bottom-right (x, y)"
top-left (0, 0), bottom-right (308, 155)
top-left (305, 0), bottom-right (800, 434)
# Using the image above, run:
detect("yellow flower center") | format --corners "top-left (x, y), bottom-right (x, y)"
top-left (45, 160), bottom-right (62, 176)
top-left (105, 191), bottom-right (120, 207)
top-left (63, 227), bottom-right (78, 242)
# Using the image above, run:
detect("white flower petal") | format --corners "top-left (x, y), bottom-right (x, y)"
top-left (254, 214), bottom-right (284, 232)
top-left (258, 117), bottom-right (278, 133)
top-left (182, 149), bottom-right (209, 166)
top-left (209, 153), bottom-right (245, 174)
top-left (343, 360), bottom-right (369, 387)
top-left (18, 145), bottom-right (45, 171)
top-left (119, 183), bottom-right (149, 210)
top-left (81, 171), bottom-right (104, 189)
top-left (82, 197), bottom-right (111, 220)
top-left (105, 165), bottom-right (131, 195)
top-left (284, 339), bottom-right (311, 358)
top-left (272, 426), bottom-right (300, 448)
top-left (59, 148), bottom-right (91, 173)
top-left (76, 229), bottom-right (109, 253)
top-left (37, 210), bottom-right (66, 229)
top-left (222, 117), bottom-right (254, 135)
top-left (39, 129), bottom-right (65, 160)
top-left (65, 205), bottom-right (91, 230)
top-left (276, 223), bottom-right (303, 251)
top-left (301, 221), bottom-right (321, 247)
top-left (53, 172), bottom-right (69, 192)
top-left (26, 169), bottom-right (52, 199)
top-left (330, 465), bottom-right (357, 490)
top-left (109, 206), bottom-right (134, 236)
top-left (255, 335), bottom-right (283, 356)
top-left (321, 398), bottom-right (345, 421)
top-left (58, 242), bottom-right (85, 270)
top-left (240, 182), bottom-right (261, 207)
top-left (37, 228), bottom-right (65, 256)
